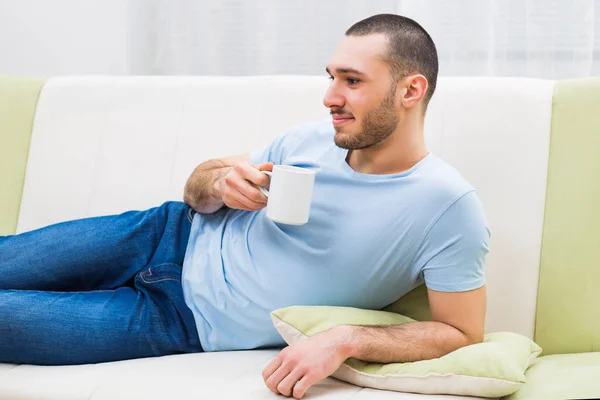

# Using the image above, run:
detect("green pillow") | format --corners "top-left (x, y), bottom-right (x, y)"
top-left (271, 306), bottom-right (542, 398)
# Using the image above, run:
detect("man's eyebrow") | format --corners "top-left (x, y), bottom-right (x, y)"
top-left (325, 66), bottom-right (366, 76)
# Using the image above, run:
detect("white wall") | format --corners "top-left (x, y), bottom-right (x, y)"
top-left (0, 0), bottom-right (130, 77)
top-left (1, 0), bottom-right (598, 79)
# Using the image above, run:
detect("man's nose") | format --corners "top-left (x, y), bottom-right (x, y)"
top-left (323, 85), bottom-right (344, 110)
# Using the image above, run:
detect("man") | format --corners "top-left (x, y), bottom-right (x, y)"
top-left (0, 13), bottom-right (489, 399)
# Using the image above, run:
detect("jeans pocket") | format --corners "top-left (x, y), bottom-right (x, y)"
top-left (138, 264), bottom-right (182, 285)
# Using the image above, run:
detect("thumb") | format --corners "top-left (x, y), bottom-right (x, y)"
top-left (257, 162), bottom-right (274, 172)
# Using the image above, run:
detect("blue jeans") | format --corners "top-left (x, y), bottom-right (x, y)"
top-left (0, 201), bottom-right (202, 365)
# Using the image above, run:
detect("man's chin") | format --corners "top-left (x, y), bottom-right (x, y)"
top-left (334, 132), bottom-right (354, 150)
top-left (334, 131), bottom-right (378, 151)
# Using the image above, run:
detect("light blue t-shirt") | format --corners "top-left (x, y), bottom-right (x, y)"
top-left (182, 120), bottom-right (490, 352)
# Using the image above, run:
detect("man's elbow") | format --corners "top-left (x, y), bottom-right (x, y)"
top-left (463, 330), bottom-right (484, 346)
top-left (436, 325), bottom-right (484, 357)
top-left (439, 331), bottom-right (482, 358)
top-left (447, 324), bottom-right (484, 350)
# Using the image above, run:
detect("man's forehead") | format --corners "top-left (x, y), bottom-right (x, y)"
top-left (328, 34), bottom-right (389, 74)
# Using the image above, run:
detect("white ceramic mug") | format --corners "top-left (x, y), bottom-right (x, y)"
top-left (258, 165), bottom-right (316, 225)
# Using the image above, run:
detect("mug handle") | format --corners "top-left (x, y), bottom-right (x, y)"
top-left (258, 171), bottom-right (272, 198)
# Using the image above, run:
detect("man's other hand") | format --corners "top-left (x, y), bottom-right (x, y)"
top-left (262, 326), bottom-right (351, 399)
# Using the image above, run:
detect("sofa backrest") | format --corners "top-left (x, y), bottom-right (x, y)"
top-left (534, 78), bottom-right (600, 355)
top-left (1, 75), bottom-right (598, 355)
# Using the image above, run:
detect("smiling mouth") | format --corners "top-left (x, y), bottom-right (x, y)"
top-left (332, 116), bottom-right (354, 126)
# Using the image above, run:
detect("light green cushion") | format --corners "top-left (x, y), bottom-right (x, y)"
top-left (505, 352), bottom-right (600, 400)
top-left (0, 75), bottom-right (45, 235)
top-left (535, 77), bottom-right (600, 354)
top-left (271, 306), bottom-right (541, 398)
top-left (382, 283), bottom-right (432, 322)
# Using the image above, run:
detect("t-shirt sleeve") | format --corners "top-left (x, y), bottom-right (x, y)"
top-left (417, 190), bottom-right (491, 292)
top-left (250, 123), bottom-right (314, 165)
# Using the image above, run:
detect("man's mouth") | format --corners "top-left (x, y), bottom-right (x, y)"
top-left (331, 114), bottom-right (355, 126)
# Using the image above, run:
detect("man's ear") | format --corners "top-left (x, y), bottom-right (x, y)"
top-left (400, 74), bottom-right (428, 109)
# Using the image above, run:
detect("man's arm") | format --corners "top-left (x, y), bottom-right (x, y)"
top-left (262, 286), bottom-right (486, 399)
top-left (183, 153), bottom-right (273, 214)
top-left (342, 285), bottom-right (486, 362)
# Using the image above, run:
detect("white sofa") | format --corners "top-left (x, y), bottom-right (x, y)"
top-left (1, 75), bottom-right (598, 399)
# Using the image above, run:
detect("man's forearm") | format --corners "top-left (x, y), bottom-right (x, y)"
top-left (183, 159), bottom-right (230, 214)
top-left (338, 321), bottom-right (479, 364)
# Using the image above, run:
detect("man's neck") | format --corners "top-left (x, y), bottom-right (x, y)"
top-left (346, 118), bottom-right (428, 175)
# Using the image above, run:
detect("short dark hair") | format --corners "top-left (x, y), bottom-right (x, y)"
top-left (346, 14), bottom-right (439, 107)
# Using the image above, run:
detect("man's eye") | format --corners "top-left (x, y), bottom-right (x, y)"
top-left (327, 76), bottom-right (334, 81)
top-left (347, 78), bottom-right (359, 85)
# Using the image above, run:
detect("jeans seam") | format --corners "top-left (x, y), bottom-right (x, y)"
top-left (139, 276), bottom-right (180, 284)
top-left (138, 263), bottom-right (182, 285)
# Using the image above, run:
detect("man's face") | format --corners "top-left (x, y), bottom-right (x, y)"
top-left (324, 34), bottom-right (400, 150)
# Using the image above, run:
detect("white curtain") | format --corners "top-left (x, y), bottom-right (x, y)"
top-left (129, 0), bottom-right (600, 79)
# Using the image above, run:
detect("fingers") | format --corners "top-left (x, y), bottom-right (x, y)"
top-left (234, 164), bottom-right (271, 188)
top-left (223, 174), bottom-right (267, 209)
top-left (262, 356), bottom-right (282, 384)
top-left (222, 185), bottom-right (264, 211)
top-left (257, 162), bottom-right (274, 172)
top-left (277, 367), bottom-right (305, 398)
top-left (264, 363), bottom-right (315, 399)
top-left (221, 163), bottom-right (272, 211)
top-left (293, 373), bottom-right (318, 399)
top-left (264, 361), bottom-right (292, 394)
top-left (263, 349), bottom-right (322, 399)
top-left (223, 196), bottom-right (263, 212)
top-left (230, 174), bottom-right (268, 204)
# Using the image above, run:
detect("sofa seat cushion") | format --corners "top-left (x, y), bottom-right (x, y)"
top-left (505, 352), bottom-right (600, 400)
top-left (0, 350), bottom-right (492, 400)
